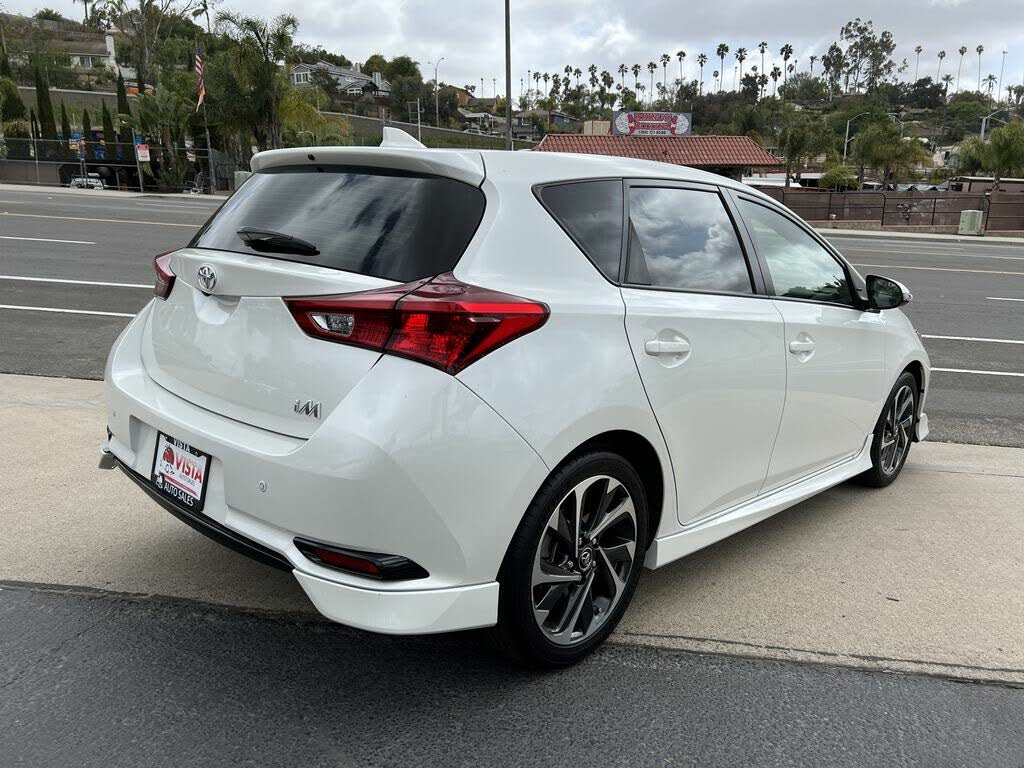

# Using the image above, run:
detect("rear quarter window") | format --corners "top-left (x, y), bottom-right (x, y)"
top-left (538, 180), bottom-right (624, 281)
top-left (190, 166), bottom-right (486, 283)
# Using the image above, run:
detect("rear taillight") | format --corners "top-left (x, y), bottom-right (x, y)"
top-left (285, 273), bottom-right (549, 375)
top-left (153, 252), bottom-right (176, 300)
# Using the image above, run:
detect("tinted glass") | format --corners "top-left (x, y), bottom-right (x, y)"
top-left (540, 180), bottom-right (624, 280)
top-left (626, 187), bottom-right (751, 293)
top-left (738, 200), bottom-right (853, 305)
top-left (191, 167), bottom-right (486, 283)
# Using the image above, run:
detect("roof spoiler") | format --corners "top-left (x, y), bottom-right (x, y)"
top-left (381, 127), bottom-right (426, 150)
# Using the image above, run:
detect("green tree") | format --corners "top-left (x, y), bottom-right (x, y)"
top-left (60, 100), bottom-right (71, 139)
top-left (116, 71), bottom-right (133, 144)
top-left (130, 83), bottom-right (194, 185)
top-left (715, 43), bottom-right (729, 93)
top-left (820, 162), bottom-right (858, 190)
top-left (98, 0), bottom-right (199, 94)
top-left (0, 26), bottom-right (13, 79)
top-left (362, 53), bottom-right (388, 76)
top-left (982, 123), bottom-right (1024, 191)
top-left (82, 107), bottom-right (92, 137)
top-left (216, 11), bottom-right (298, 150)
top-left (101, 100), bottom-right (116, 142)
top-left (34, 59), bottom-right (57, 139)
top-left (839, 18), bottom-right (895, 92)
top-left (778, 110), bottom-right (835, 187)
top-left (851, 120), bottom-right (930, 187)
top-left (0, 76), bottom-right (27, 122)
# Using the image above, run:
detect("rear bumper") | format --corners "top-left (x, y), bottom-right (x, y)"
top-left (102, 303), bottom-right (547, 634)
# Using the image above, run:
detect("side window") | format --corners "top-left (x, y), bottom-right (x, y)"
top-left (626, 187), bottom-right (752, 294)
top-left (738, 200), bottom-right (854, 306)
top-left (539, 180), bottom-right (623, 281)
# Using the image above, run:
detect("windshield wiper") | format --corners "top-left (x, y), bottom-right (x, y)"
top-left (236, 226), bottom-right (319, 256)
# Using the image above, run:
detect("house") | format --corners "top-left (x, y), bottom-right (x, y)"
top-left (2, 14), bottom-right (118, 87)
top-left (516, 108), bottom-right (580, 135)
top-left (441, 85), bottom-right (473, 108)
top-left (533, 134), bottom-right (782, 180)
top-left (290, 60), bottom-right (391, 107)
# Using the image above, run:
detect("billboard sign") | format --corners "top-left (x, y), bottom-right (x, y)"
top-left (612, 111), bottom-right (692, 136)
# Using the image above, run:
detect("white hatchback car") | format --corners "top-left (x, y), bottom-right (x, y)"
top-left (102, 130), bottom-right (929, 665)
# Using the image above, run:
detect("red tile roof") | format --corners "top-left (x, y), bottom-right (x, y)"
top-left (533, 134), bottom-right (782, 169)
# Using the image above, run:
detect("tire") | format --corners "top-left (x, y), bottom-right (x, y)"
top-left (494, 451), bottom-right (648, 667)
top-left (856, 371), bottom-right (918, 488)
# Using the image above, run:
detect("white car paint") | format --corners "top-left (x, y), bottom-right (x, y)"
top-left (102, 139), bottom-right (930, 635)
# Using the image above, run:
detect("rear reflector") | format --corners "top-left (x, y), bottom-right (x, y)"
top-left (153, 252), bottom-right (176, 300)
top-left (293, 538), bottom-right (429, 581)
top-left (285, 273), bottom-right (548, 374)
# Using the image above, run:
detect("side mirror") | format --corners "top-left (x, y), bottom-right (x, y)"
top-left (866, 275), bottom-right (912, 310)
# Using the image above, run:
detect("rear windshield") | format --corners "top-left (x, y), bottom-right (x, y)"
top-left (190, 166), bottom-right (486, 282)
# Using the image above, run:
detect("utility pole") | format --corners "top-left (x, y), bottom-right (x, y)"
top-left (843, 111), bottom-right (870, 162)
top-left (504, 0), bottom-right (512, 150)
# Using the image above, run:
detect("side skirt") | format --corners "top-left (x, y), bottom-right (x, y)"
top-left (645, 434), bottom-right (873, 569)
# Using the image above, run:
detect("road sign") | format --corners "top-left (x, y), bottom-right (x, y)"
top-left (136, 144), bottom-right (150, 162)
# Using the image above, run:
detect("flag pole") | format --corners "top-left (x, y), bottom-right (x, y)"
top-left (203, 101), bottom-right (215, 194)
top-left (195, 37), bottom-right (216, 194)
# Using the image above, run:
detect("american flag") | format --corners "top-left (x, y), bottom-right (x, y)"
top-left (195, 43), bottom-right (205, 111)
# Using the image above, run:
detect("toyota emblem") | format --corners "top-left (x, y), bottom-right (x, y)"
top-left (197, 264), bottom-right (217, 292)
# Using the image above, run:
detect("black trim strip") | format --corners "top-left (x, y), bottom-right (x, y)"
top-left (113, 456), bottom-right (292, 572)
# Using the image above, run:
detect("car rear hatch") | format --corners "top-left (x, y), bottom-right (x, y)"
top-left (142, 151), bottom-right (486, 439)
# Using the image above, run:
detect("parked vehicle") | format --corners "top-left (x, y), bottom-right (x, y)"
top-left (69, 173), bottom-right (104, 190)
top-left (101, 129), bottom-right (930, 666)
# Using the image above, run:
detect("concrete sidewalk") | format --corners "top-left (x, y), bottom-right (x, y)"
top-left (817, 227), bottom-right (1024, 244)
top-left (3, 373), bottom-right (1022, 683)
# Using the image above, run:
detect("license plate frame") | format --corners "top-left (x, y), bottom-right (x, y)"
top-left (151, 432), bottom-right (211, 513)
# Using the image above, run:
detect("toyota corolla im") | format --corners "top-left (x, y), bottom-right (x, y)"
top-left (101, 130), bottom-right (929, 665)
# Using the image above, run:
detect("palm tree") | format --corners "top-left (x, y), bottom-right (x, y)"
top-left (660, 53), bottom-right (670, 91)
top-left (631, 64), bottom-right (641, 93)
top-left (976, 45), bottom-right (984, 91)
top-left (984, 73), bottom-right (997, 104)
top-left (735, 48), bottom-right (748, 82)
top-left (941, 73), bottom-right (954, 97)
top-left (936, 50), bottom-right (946, 80)
top-left (779, 44), bottom-right (794, 86)
top-left (809, 55), bottom-right (817, 77)
top-left (914, 45), bottom-right (923, 82)
top-left (758, 41), bottom-right (768, 83)
top-left (770, 65), bottom-right (782, 96)
top-left (697, 53), bottom-right (708, 95)
top-left (647, 61), bottom-right (657, 98)
top-left (956, 46), bottom-right (967, 92)
top-left (618, 63), bottom-right (627, 90)
top-left (712, 70), bottom-right (720, 92)
top-left (573, 67), bottom-right (582, 89)
top-left (676, 50), bottom-right (686, 84)
top-left (716, 44), bottom-right (729, 92)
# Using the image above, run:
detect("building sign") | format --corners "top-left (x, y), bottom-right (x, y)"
top-left (612, 111), bottom-right (692, 136)
top-left (136, 143), bottom-right (151, 162)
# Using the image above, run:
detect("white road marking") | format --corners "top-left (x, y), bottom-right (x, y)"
top-left (987, 296), bottom-right (1024, 302)
top-left (852, 262), bottom-right (1024, 276)
top-left (932, 368), bottom-right (1024, 378)
top-left (0, 304), bottom-right (135, 318)
top-left (922, 334), bottom-right (1024, 345)
top-left (0, 275), bottom-right (151, 289)
top-left (0, 235), bottom-right (97, 245)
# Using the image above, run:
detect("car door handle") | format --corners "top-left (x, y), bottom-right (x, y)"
top-left (645, 339), bottom-right (691, 356)
top-left (789, 339), bottom-right (816, 354)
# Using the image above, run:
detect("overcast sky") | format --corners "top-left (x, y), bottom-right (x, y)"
top-left (5, 0), bottom-right (1023, 97)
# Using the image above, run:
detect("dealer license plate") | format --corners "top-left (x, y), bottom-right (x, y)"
top-left (151, 432), bottom-right (211, 513)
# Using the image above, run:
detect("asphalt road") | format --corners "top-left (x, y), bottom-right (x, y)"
top-left (1, 186), bottom-right (1021, 445)
top-left (2, 584), bottom-right (1021, 768)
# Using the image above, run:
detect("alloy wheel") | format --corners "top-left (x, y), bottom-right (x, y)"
top-left (531, 475), bottom-right (639, 646)
top-left (880, 384), bottom-right (915, 474)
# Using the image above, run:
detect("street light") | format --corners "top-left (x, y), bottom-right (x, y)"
top-left (427, 57), bottom-right (444, 127)
top-left (842, 111), bottom-right (870, 162)
top-left (980, 108), bottom-right (1008, 141)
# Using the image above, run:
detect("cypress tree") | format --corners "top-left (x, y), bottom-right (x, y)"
top-left (0, 25), bottom-right (13, 79)
top-left (60, 100), bottom-right (71, 140)
top-left (34, 60), bottom-right (57, 140)
top-left (101, 101), bottom-right (115, 143)
top-left (116, 72), bottom-right (133, 145)
top-left (82, 107), bottom-right (92, 137)
top-left (0, 76), bottom-right (27, 122)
